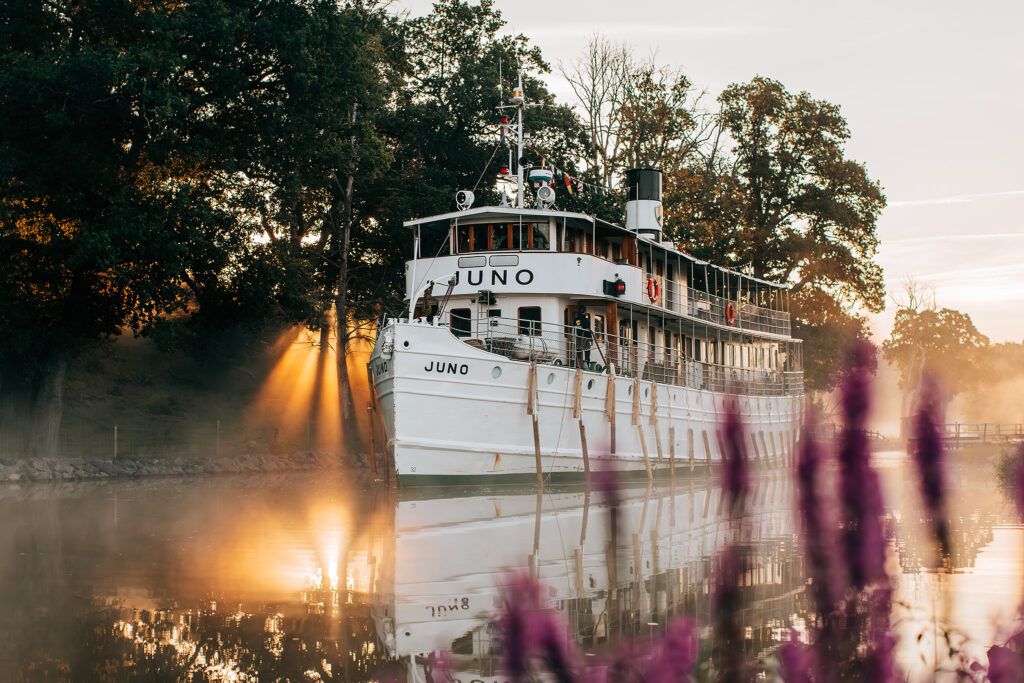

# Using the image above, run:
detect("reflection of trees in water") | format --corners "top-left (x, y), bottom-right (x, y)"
top-left (10, 589), bottom-right (398, 681)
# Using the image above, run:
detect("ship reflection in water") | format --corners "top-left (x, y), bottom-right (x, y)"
top-left (0, 455), bottom-right (1017, 681)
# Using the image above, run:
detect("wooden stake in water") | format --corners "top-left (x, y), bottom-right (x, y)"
top-left (113, 425), bottom-right (118, 459)
top-left (579, 420), bottom-right (590, 485)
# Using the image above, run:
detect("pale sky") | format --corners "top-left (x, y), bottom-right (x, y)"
top-left (396, 0), bottom-right (1024, 343)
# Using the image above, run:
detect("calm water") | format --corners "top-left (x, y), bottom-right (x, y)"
top-left (0, 451), bottom-right (1017, 682)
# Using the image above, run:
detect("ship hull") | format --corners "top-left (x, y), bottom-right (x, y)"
top-left (369, 320), bottom-right (803, 480)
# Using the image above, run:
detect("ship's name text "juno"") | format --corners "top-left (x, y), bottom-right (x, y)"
top-left (424, 361), bottom-right (469, 375)
top-left (452, 268), bottom-right (534, 287)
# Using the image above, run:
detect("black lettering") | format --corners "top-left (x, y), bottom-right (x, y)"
top-left (468, 270), bottom-right (483, 286)
top-left (447, 362), bottom-right (458, 374)
top-left (460, 364), bottom-right (469, 375)
top-left (515, 269), bottom-right (534, 285)
top-left (424, 361), bottom-right (434, 372)
top-left (461, 597), bottom-right (469, 609)
top-left (491, 269), bottom-right (507, 285)
top-left (452, 271), bottom-right (459, 286)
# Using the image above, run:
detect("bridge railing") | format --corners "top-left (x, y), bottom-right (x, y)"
top-left (942, 423), bottom-right (1024, 442)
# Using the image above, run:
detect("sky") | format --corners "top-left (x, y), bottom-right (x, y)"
top-left (395, 0), bottom-right (1024, 343)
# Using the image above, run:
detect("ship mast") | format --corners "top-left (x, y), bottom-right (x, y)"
top-left (510, 72), bottom-right (526, 209)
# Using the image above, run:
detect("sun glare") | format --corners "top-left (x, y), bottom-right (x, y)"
top-left (246, 324), bottom-right (373, 453)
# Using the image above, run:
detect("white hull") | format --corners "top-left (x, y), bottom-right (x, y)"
top-left (369, 320), bottom-right (803, 479)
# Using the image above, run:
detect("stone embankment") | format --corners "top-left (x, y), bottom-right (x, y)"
top-left (0, 451), bottom-right (354, 483)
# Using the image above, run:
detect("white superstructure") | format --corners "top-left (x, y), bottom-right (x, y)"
top-left (368, 84), bottom-right (804, 481)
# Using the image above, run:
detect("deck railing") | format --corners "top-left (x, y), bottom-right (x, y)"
top-left (684, 286), bottom-right (791, 336)
top-left (457, 316), bottom-right (803, 397)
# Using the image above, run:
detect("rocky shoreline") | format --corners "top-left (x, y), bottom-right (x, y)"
top-left (0, 451), bottom-right (362, 483)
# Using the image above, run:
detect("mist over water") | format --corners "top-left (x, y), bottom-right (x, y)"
top-left (0, 449), bottom-right (1017, 681)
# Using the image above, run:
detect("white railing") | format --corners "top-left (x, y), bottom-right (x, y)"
top-left (453, 316), bottom-right (802, 397)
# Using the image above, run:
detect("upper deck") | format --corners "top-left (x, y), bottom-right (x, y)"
top-left (405, 207), bottom-right (794, 340)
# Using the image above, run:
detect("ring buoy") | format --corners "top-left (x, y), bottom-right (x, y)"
top-left (725, 302), bottom-right (736, 325)
top-left (647, 277), bottom-right (660, 303)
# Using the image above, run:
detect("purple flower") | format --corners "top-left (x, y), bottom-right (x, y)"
top-left (712, 545), bottom-right (748, 683)
top-left (987, 645), bottom-right (1024, 683)
top-left (425, 650), bottom-right (453, 683)
top-left (865, 632), bottom-right (899, 683)
top-left (721, 397), bottom-right (750, 518)
top-left (910, 374), bottom-right (950, 559)
top-left (795, 409), bottom-right (845, 614)
top-left (837, 341), bottom-right (887, 589)
top-left (496, 572), bottom-right (544, 680)
top-left (496, 572), bottom-right (577, 682)
top-left (646, 617), bottom-right (698, 682)
top-left (778, 631), bottom-right (814, 683)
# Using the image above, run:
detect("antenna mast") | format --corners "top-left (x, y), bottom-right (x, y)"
top-left (512, 72), bottom-right (525, 208)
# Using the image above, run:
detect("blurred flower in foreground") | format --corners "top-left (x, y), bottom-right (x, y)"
top-left (910, 374), bottom-right (950, 562)
top-left (496, 572), bottom-right (576, 682)
top-left (837, 341), bottom-right (887, 590)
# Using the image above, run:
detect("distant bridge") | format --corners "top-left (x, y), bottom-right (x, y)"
top-left (943, 423), bottom-right (1024, 446)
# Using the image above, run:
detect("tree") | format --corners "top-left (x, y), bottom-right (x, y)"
top-left (883, 306), bottom-right (989, 399)
top-left (713, 77), bottom-right (885, 308)
top-left (701, 77), bottom-right (886, 390)
top-left (0, 0), bottom-right (398, 454)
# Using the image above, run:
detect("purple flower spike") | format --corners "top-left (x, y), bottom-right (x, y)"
top-left (496, 572), bottom-right (544, 680)
top-left (425, 650), bottom-right (453, 683)
top-left (910, 374), bottom-right (950, 559)
top-left (796, 409), bottom-right (845, 613)
top-left (537, 613), bottom-right (577, 683)
top-left (778, 631), bottom-right (814, 683)
top-left (837, 341), bottom-right (887, 589)
top-left (646, 617), bottom-right (698, 682)
top-left (865, 632), bottom-right (900, 683)
top-left (721, 397), bottom-right (750, 518)
top-left (988, 644), bottom-right (1024, 683)
top-left (712, 545), bottom-right (749, 683)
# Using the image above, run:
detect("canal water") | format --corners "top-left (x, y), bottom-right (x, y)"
top-left (0, 451), bottom-right (1017, 682)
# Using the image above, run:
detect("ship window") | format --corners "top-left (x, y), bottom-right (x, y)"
top-left (493, 223), bottom-right (511, 250)
top-left (458, 255), bottom-right (486, 268)
top-left (490, 254), bottom-right (518, 267)
top-left (518, 306), bottom-right (542, 336)
top-left (530, 224), bottom-right (550, 250)
top-left (473, 224), bottom-right (488, 251)
top-left (450, 308), bottom-right (471, 337)
top-left (456, 224), bottom-right (471, 253)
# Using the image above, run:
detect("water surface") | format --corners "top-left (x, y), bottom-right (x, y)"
top-left (0, 452), bottom-right (1017, 681)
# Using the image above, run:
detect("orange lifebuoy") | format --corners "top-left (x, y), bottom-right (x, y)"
top-left (726, 302), bottom-right (736, 325)
top-left (647, 277), bottom-right (660, 303)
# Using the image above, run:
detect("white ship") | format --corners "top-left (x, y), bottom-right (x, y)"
top-left (368, 81), bottom-right (804, 481)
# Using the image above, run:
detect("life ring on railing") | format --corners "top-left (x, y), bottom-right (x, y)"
top-left (647, 277), bottom-right (660, 303)
top-left (725, 302), bottom-right (736, 325)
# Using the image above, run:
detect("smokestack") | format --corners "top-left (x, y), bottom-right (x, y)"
top-left (625, 168), bottom-right (663, 241)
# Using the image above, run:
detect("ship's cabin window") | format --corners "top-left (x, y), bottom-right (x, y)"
top-left (450, 308), bottom-right (472, 337)
top-left (518, 306), bottom-right (542, 336)
top-left (455, 222), bottom-right (550, 253)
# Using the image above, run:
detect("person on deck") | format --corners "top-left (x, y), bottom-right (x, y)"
top-left (572, 306), bottom-right (593, 368)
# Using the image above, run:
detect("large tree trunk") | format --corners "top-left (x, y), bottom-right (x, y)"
top-left (30, 347), bottom-right (71, 458)
top-left (334, 102), bottom-right (362, 455)
top-left (334, 171), bottom-right (361, 454)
